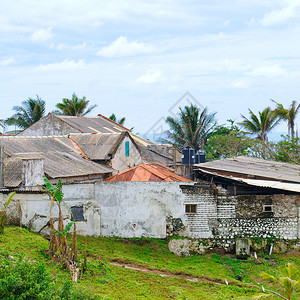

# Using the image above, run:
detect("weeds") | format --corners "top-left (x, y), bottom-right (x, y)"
top-left (0, 192), bottom-right (15, 234)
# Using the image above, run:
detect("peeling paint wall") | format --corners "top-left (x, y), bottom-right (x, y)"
top-left (1, 182), bottom-right (299, 240)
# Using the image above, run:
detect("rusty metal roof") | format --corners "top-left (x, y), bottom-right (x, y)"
top-left (104, 163), bottom-right (193, 182)
top-left (195, 156), bottom-right (300, 184)
top-left (0, 136), bottom-right (114, 186)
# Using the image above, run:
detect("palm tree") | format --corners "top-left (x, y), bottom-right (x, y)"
top-left (55, 93), bottom-right (97, 116)
top-left (164, 104), bottom-right (216, 152)
top-left (238, 107), bottom-right (280, 142)
top-left (5, 96), bottom-right (46, 130)
top-left (272, 100), bottom-right (300, 139)
top-left (109, 113), bottom-right (126, 126)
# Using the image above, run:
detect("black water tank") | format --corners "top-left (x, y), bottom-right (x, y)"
top-left (195, 152), bottom-right (200, 164)
top-left (194, 150), bottom-right (206, 164)
top-left (181, 147), bottom-right (195, 164)
top-left (199, 150), bottom-right (206, 163)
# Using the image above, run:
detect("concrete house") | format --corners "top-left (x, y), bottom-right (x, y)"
top-left (18, 113), bottom-right (181, 166)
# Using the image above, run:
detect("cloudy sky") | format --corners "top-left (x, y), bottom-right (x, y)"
top-left (1, 0), bottom-right (300, 139)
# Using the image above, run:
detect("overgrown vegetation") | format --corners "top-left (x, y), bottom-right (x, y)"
top-left (0, 254), bottom-right (83, 299)
top-left (0, 227), bottom-right (299, 299)
top-left (0, 192), bottom-right (15, 234)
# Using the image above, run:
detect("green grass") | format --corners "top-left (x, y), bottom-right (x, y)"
top-left (0, 226), bottom-right (299, 299)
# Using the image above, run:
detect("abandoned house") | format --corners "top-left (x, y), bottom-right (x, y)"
top-left (1, 155), bottom-right (299, 252)
top-left (0, 135), bottom-right (114, 188)
top-left (193, 156), bottom-right (300, 194)
top-left (18, 112), bottom-right (181, 166)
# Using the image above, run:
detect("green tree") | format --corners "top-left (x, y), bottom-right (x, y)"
top-left (109, 113), bottom-right (126, 125)
top-left (272, 100), bottom-right (300, 139)
top-left (55, 93), bottom-right (97, 116)
top-left (275, 136), bottom-right (300, 164)
top-left (164, 104), bottom-right (216, 152)
top-left (238, 107), bottom-right (280, 142)
top-left (6, 96), bottom-right (46, 130)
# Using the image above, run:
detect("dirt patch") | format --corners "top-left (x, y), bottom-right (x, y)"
top-left (110, 258), bottom-right (245, 287)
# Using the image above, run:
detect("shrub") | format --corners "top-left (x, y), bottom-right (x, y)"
top-left (0, 255), bottom-right (90, 299)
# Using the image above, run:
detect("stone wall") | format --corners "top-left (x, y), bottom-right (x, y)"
top-left (1, 182), bottom-right (299, 242)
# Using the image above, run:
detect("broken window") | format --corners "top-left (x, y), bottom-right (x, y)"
top-left (125, 141), bottom-right (130, 157)
top-left (71, 206), bottom-right (84, 221)
top-left (185, 204), bottom-right (197, 214)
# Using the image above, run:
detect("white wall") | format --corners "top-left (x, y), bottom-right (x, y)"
top-left (4, 182), bottom-right (191, 238)
top-left (2, 181), bottom-right (299, 240)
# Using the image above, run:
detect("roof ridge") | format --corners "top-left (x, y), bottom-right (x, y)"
top-left (0, 135), bottom-right (69, 139)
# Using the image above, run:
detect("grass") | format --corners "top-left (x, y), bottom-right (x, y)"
top-left (0, 226), bottom-right (299, 299)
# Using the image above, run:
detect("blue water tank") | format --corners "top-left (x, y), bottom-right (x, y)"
top-left (181, 147), bottom-right (195, 164)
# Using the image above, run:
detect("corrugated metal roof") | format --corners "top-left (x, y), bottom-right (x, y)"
top-left (69, 132), bottom-right (125, 160)
top-left (56, 115), bottom-right (175, 165)
top-left (18, 113), bottom-right (176, 165)
top-left (0, 136), bottom-right (114, 186)
top-left (198, 168), bottom-right (300, 193)
top-left (195, 156), bottom-right (300, 184)
top-left (57, 115), bottom-right (131, 134)
top-left (105, 163), bottom-right (193, 182)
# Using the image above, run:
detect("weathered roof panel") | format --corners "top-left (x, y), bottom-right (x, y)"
top-left (58, 115), bottom-right (130, 134)
top-left (69, 133), bottom-right (123, 160)
top-left (0, 136), bottom-right (114, 184)
top-left (195, 156), bottom-right (300, 184)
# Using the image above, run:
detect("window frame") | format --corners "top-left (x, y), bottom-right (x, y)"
top-left (263, 205), bottom-right (273, 212)
top-left (185, 204), bottom-right (197, 214)
top-left (70, 206), bottom-right (85, 221)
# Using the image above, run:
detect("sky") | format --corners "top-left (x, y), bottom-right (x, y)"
top-left (0, 0), bottom-right (300, 140)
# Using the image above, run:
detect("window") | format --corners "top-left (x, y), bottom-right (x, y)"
top-left (263, 205), bottom-right (273, 212)
top-left (185, 204), bottom-right (197, 214)
top-left (71, 206), bottom-right (84, 221)
top-left (125, 141), bottom-right (130, 157)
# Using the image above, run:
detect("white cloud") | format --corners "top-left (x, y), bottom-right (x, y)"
top-left (97, 36), bottom-right (155, 58)
top-left (56, 42), bottom-right (86, 50)
top-left (246, 64), bottom-right (287, 77)
top-left (30, 27), bottom-right (53, 42)
top-left (231, 79), bottom-right (250, 89)
top-left (35, 59), bottom-right (85, 72)
top-left (137, 69), bottom-right (165, 84)
top-left (0, 56), bottom-right (16, 66)
top-left (261, 0), bottom-right (300, 26)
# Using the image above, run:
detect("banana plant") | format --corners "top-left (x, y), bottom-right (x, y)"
top-left (41, 176), bottom-right (78, 281)
top-left (0, 192), bottom-right (16, 234)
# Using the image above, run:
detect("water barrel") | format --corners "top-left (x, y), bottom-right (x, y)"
top-left (181, 147), bottom-right (195, 164)
top-left (199, 150), bottom-right (206, 163)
